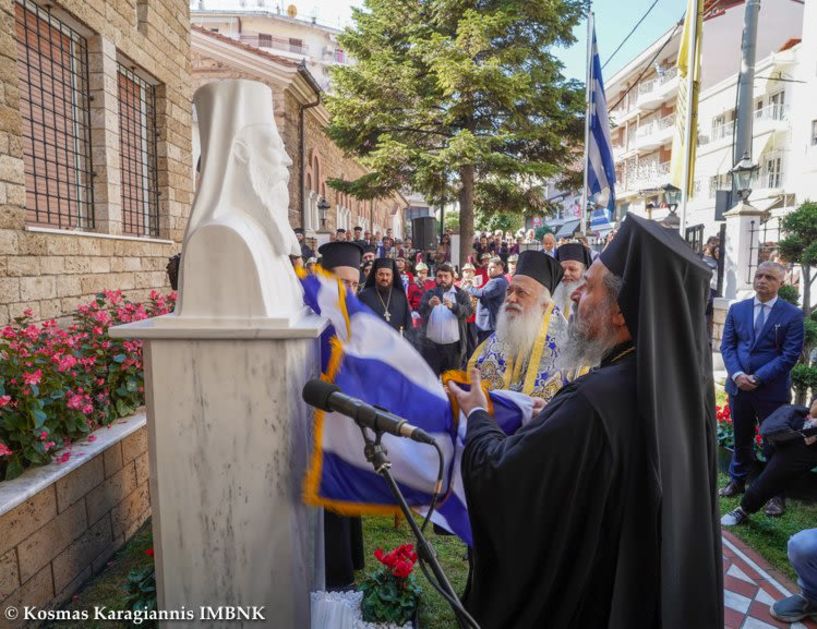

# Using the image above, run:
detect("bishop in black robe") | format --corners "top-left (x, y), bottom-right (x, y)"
top-left (454, 214), bottom-right (723, 629)
top-left (358, 258), bottom-right (412, 334)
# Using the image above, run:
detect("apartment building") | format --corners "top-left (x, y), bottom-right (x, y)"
top-left (190, 5), bottom-right (347, 92)
top-left (606, 0), bottom-right (808, 238)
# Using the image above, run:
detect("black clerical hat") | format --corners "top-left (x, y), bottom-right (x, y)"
top-left (556, 242), bottom-right (593, 268)
top-left (318, 241), bottom-right (363, 271)
top-left (598, 214), bottom-right (707, 340)
top-left (514, 250), bottom-right (564, 294)
top-left (364, 258), bottom-right (403, 291)
top-left (363, 245), bottom-right (377, 255)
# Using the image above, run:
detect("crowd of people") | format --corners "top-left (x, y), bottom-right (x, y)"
top-left (295, 225), bottom-right (612, 380)
top-left (294, 219), bottom-right (814, 627)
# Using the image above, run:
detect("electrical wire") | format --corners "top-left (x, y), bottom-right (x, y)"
top-left (602, 0), bottom-right (662, 70)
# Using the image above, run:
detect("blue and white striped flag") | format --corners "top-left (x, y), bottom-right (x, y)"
top-left (587, 27), bottom-right (616, 212)
top-left (299, 269), bottom-right (536, 547)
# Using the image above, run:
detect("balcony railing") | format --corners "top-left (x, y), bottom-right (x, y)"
top-left (755, 103), bottom-right (788, 122)
top-left (657, 66), bottom-right (678, 85)
top-left (238, 34), bottom-right (310, 56)
top-left (638, 79), bottom-right (656, 95)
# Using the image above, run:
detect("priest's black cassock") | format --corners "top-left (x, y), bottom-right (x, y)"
top-left (358, 258), bottom-right (412, 333)
top-left (461, 215), bottom-right (723, 628)
top-left (315, 241), bottom-right (366, 589)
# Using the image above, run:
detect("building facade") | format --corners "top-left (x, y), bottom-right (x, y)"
top-left (0, 0), bottom-right (193, 325)
top-left (190, 6), bottom-right (348, 92)
top-left (606, 0), bottom-right (808, 237)
top-left (191, 26), bottom-right (406, 245)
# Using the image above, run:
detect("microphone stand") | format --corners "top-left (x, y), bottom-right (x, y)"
top-left (357, 425), bottom-right (479, 629)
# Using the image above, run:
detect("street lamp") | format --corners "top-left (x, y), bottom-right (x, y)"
top-left (729, 152), bottom-right (759, 202)
top-left (661, 183), bottom-right (682, 211)
top-left (317, 197), bottom-right (330, 230)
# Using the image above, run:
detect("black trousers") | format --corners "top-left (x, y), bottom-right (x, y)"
top-left (324, 511), bottom-right (364, 589)
top-left (742, 439), bottom-right (817, 513)
top-left (423, 341), bottom-right (461, 376)
top-left (728, 392), bottom-right (783, 481)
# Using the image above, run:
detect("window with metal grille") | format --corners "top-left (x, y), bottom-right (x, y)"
top-left (117, 64), bottom-right (159, 237)
top-left (14, 0), bottom-right (94, 229)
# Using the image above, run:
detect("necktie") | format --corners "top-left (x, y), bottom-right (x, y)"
top-left (754, 303), bottom-right (766, 340)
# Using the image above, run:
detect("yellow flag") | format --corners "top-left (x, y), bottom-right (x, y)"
top-left (670, 0), bottom-right (703, 196)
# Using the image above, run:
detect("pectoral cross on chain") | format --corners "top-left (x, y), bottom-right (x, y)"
top-left (383, 311), bottom-right (391, 322)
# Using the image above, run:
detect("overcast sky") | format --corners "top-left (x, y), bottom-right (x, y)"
top-left (195, 0), bottom-right (681, 80)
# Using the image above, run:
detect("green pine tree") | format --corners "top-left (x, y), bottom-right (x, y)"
top-left (325, 0), bottom-right (588, 262)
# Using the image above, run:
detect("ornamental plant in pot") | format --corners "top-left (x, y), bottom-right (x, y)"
top-left (359, 543), bottom-right (421, 626)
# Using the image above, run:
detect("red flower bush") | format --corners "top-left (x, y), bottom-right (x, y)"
top-left (374, 543), bottom-right (418, 580)
top-left (0, 290), bottom-right (175, 480)
top-left (716, 403), bottom-right (765, 459)
top-left (361, 543), bottom-right (421, 624)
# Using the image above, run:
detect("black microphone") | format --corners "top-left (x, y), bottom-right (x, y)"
top-left (302, 380), bottom-right (437, 445)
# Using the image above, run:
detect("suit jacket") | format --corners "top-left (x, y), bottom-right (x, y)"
top-left (720, 297), bottom-right (804, 401)
top-left (419, 285), bottom-right (472, 362)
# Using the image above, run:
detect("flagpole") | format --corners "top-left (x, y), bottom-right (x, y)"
top-left (679, 0), bottom-right (699, 236)
top-left (580, 11), bottom-right (593, 235)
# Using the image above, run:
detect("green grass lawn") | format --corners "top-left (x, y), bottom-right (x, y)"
top-left (356, 515), bottom-right (468, 629)
top-left (718, 470), bottom-right (817, 583)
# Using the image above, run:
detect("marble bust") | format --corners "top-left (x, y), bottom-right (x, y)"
top-left (175, 79), bottom-right (304, 327)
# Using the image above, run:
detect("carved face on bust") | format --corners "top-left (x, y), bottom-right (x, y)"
top-left (238, 124), bottom-right (291, 209)
top-left (230, 123), bottom-right (299, 258)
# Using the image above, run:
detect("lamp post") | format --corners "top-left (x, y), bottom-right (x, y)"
top-left (660, 183), bottom-right (681, 229)
top-left (729, 152), bottom-right (759, 203)
top-left (317, 197), bottom-right (330, 230)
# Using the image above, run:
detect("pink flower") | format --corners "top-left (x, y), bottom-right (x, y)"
top-left (39, 431), bottom-right (48, 440)
top-left (1, 326), bottom-right (15, 339)
top-left (55, 354), bottom-right (77, 372)
top-left (44, 441), bottom-right (56, 451)
top-left (0, 395), bottom-right (11, 408)
top-left (22, 308), bottom-right (33, 317)
top-left (87, 435), bottom-right (96, 442)
top-left (22, 370), bottom-right (42, 386)
top-left (0, 442), bottom-right (12, 457)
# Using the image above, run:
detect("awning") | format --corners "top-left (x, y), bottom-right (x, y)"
top-left (752, 132), bottom-right (774, 161)
top-left (555, 219), bottom-right (581, 239)
top-left (753, 195), bottom-right (783, 213)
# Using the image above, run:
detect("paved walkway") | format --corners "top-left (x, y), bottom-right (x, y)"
top-left (723, 531), bottom-right (817, 629)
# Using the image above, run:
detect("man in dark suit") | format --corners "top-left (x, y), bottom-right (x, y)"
top-left (720, 261), bottom-right (805, 515)
top-left (419, 263), bottom-right (472, 375)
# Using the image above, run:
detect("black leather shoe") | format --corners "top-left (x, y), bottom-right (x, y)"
top-left (764, 496), bottom-right (786, 517)
top-left (719, 480), bottom-right (746, 497)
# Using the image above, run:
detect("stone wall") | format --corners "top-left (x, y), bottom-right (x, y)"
top-left (0, 421), bottom-right (149, 627)
top-left (0, 0), bottom-right (193, 325)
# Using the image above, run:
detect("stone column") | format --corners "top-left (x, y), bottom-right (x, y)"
top-left (110, 319), bottom-right (325, 628)
top-left (722, 201), bottom-right (765, 300)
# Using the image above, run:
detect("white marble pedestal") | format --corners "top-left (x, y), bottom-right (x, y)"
top-left (110, 316), bottom-right (325, 628)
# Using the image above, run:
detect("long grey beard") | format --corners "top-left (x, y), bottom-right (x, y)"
top-left (494, 304), bottom-right (543, 360)
top-left (559, 306), bottom-right (619, 370)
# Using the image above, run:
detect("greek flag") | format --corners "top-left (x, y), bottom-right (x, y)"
top-left (299, 269), bottom-right (535, 547)
top-left (587, 26), bottom-right (616, 212)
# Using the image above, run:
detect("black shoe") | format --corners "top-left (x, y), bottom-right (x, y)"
top-left (771, 594), bottom-right (817, 622)
top-left (764, 496), bottom-right (785, 517)
top-left (719, 480), bottom-right (745, 498)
